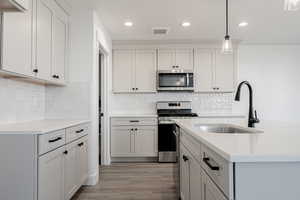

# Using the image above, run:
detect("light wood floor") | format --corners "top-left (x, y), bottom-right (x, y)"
top-left (72, 163), bottom-right (178, 200)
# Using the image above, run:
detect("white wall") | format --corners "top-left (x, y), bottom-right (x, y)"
top-left (233, 44), bottom-right (300, 125)
top-left (0, 78), bottom-right (45, 124)
top-left (45, 0), bottom-right (112, 185)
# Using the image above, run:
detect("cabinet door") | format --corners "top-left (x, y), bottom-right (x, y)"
top-left (194, 49), bottom-right (214, 92)
top-left (38, 146), bottom-right (65, 200)
top-left (1, 0), bottom-right (33, 76)
top-left (190, 153), bottom-right (202, 200)
top-left (175, 48), bottom-right (194, 70)
top-left (158, 49), bottom-right (175, 70)
top-left (135, 50), bottom-right (157, 93)
top-left (113, 50), bottom-right (134, 93)
top-left (134, 126), bottom-right (157, 156)
top-left (180, 144), bottom-right (190, 200)
top-left (36, 0), bottom-right (53, 80)
top-left (52, 6), bottom-right (68, 83)
top-left (214, 50), bottom-right (236, 92)
top-left (111, 127), bottom-right (134, 157)
top-left (64, 141), bottom-right (78, 200)
top-left (77, 137), bottom-right (88, 186)
top-left (202, 171), bottom-right (227, 200)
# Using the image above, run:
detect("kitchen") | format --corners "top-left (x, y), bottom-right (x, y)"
top-left (0, 0), bottom-right (300, 200)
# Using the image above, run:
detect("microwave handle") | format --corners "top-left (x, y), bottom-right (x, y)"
top-left (187, 73), bottom-right (189, 86)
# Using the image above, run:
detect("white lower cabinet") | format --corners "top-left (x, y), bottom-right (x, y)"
top-left (180, 144), bottom-right (190, 200)
top-left (202, 172), bottom-right (227, 200)
top-left (64, 141), bottom-right (78, 200)
top-left (110, 117), bottom-right (157, 159)
top-left (64, 136), bottom-right (89, 200)
top-left (111, 126), bottom-right (157, 157)
top-left (38, 146), bottom-right (65, 200)
top-left (180, 143), bottom-right (202, 200)
top-left (38, 124), bottom-right (89, 200)
top-left (180, 132), bottom-right (229, 200)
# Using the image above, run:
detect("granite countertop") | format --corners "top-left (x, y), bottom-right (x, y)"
top-left (174, 118), bottom-right (300, 163)
top-left (0, 119), bottom-right (90, 135)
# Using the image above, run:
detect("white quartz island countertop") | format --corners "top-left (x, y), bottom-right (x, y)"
top-left (0, 119), bottom-right (90, 134)
top-left (174, 118), bottom-right (300, 163)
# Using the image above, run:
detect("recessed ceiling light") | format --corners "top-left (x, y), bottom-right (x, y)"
top-left (182, 22), bottom-right (191, 27)
top-left (238, 22), bottom-right (248, 27)
top-left (124, 21), bottom-right (133, 27)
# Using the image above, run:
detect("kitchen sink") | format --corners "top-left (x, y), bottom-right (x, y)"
top-left (195, 124), bottom-right (263, 134)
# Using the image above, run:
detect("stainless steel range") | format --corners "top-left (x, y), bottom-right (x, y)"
top-left (157, 101), bottom-right (198, 163)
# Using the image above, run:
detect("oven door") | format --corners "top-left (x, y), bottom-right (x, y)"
top-left (158, 121), bottom-right (177, 163)
top-left (157, 71), bottom-right (194, 91)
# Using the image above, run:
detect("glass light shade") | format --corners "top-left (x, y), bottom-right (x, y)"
top-left (222, 36), bottom-right (233, 54)
top-left (284, 0), bottom-right (300, 11)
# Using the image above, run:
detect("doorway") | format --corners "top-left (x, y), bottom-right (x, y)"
top-left (98, 51), bottom-right (106, 165)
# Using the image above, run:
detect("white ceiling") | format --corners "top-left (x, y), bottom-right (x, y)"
top-left (92, 0), bottom-right (300, 43)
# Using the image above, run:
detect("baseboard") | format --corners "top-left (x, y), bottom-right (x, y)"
top-left (84, 171), bottom-right (99, 186)
top-left (111, 157), bottom-right (158, 163)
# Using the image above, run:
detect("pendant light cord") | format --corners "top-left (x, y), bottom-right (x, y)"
top-left (226, 0), bottom-right (229, 36)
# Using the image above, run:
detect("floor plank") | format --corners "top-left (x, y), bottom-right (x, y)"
top-left (72, 163), bottom-right (178, 200)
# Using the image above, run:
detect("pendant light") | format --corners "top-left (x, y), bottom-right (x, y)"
top-left (284, 0), bottom-right (300, 11)
top-left (222, 0), bottom-right (233, 54)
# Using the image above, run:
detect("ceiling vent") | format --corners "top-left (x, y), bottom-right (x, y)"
top-left (152, 27), bottom-right (170, 35)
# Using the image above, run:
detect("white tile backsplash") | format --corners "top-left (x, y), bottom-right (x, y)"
top-left (45, 82), bottom-right (90, 119)
top-left (0, 78), bottom-right (45, 124)
top-left (110, 92), bottom-right (234, 115)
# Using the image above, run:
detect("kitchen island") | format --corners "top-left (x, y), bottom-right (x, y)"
top-left (175, 118), bottom-right (300, 200)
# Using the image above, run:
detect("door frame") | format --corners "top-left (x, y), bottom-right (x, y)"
top-left (97, 43), bottom-right (109, 166)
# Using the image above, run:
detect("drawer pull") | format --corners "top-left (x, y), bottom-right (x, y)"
top-left (129, 120), bottom-right (140, 123)
top-left (63, 150), bottom-right (68, 155)
top-left (78, 142), bottom-right (84, 147)
top-left (76, 129), bottom-right (84, 133)
top-left (48, 137), bottom-right (62, 143)
top-left (203, 157), bottom-right (220, 171)
top-left (182, 155), bottom-right (189, 162)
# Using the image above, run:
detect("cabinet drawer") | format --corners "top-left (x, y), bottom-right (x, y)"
top-left (111, 117), bottom-right (157, 126)
top-left (201, 144), bottom-right (233, 198)
top-left (180, 130), bottom-right (201, 163)
top-left (39, 129), bottom-right (66, 155)
top-left (66, 124), bottom-right (89, 143)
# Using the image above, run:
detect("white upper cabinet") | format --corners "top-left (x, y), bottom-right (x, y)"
top-left (113, 49), bottom-right (134, 93)
top-left (157, 49), bottom-right (175, 70)
top-left (36, 0), bottom-right (53, 80)
top-left (194, 49), bottom-right (214, 92)
top-left (113, 49), bottom-right (157, 93)
top-left (175, 48), bottom-right (194, 70)
top-left (51, 4), bottom-right (68, 83)
top-left (158, 48), bottom-right (194, 71)
top-left (135, 50), bottom-right (157, 93)
top-left (35, 0), bottom-right (68, 83)
top-left (194, 48), bottom-right (237, 93)
top-left (215, 50), bottom-right (236, 92)
top-left (1, 0), bottom-right (69, 85)
top-left (1, 0), bottom-right (33, 76)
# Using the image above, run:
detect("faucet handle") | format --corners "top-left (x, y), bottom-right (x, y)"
top-left (254, 110), bottom-right (260, 123)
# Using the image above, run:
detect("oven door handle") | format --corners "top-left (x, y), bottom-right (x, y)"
top-left (172, 130), bottom-right (179, 137)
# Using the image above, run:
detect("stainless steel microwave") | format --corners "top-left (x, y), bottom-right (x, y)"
top-left (157, 70), bottom-right (194, 91)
